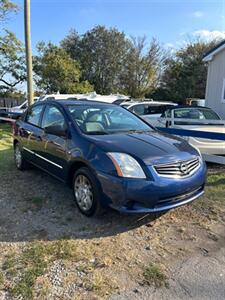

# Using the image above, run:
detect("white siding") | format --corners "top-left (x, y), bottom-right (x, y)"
top-left (205, 50), bottom-right (225, 119)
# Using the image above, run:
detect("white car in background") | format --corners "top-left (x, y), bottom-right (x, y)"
top-left (39, 92), bottom-right (130, 105)
top-left (8, 100), bottom-right (28, 114)
top-left (158, 106), bottom-right (225, 155)
top-left (126, 101), bottom-right (177, 126)
top-left (85, 92), bottom-right (130, 105)
top-left (7, 95), bottom-right (80, 115)
top-left (38, 94), bottom-right (87, 102)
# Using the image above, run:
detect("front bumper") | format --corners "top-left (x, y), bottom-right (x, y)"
top-left (97, 161), bottom-right (207, 213)
top-left (115, 186), bottom-right (204, 213)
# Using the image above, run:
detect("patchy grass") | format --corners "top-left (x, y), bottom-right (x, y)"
top-left (4, 240), bottom-right (81, 298)
top-left (0, 272), bottom-right (4, 289)
top-left (0, 124), bottom-right (13, 170)
top-left (193, 172), bottom-right (225, 218)
top-left (2, 253), bottom-right (17, 277)
top-left (85, 270), bottom-right (117, 296)
top-left (143, 263), bottom-right (168, 288)
top-left (25, 196), bottom-right (46, 211)
top-left (3, 239), bottom-right (120, 299)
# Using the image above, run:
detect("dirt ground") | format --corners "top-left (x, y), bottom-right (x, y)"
top-left (0, 124), bottom-right (225, 299)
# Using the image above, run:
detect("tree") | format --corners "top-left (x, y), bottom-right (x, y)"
top-left (0, 30), bottom-right (26, 93)
top-left (154, 40), bottom-right (219, 103)
top-left (0, 0), bottom-right (25, 95)
top-left (61, 26), bottom-right (130, 94)
top-left (33, 42), bottom-right (93, 94)
top-left (120, 37), bottom-right (164, 98)
top-left (0, 0), bottom-right (17, 22)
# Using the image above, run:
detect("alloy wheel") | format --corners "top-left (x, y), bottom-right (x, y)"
top-left (74, 175), bottom-right (94, 211)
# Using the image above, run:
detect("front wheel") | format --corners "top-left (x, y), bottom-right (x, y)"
top-left (14, 143), bottom-right (29, 170)
top-left (73, 167), bottom-right (104, 217)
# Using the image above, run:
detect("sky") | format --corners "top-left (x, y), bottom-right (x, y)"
top-left (5, 0), bottom-right (225, 53)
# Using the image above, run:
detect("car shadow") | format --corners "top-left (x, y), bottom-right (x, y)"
top-left (0, 164), bottom-right (165, 243)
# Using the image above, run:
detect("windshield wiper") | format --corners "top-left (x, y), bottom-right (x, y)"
top-left (126, 129), bottom-right (149, 134)
top-left (87, 131), bottom-right (109, 135)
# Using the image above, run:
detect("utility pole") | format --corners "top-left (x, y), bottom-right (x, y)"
top-left (24, 0), bottom-right (33, 106)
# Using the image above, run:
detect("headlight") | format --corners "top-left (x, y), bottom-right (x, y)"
top-left (107, 152), bottom-right (146, 179)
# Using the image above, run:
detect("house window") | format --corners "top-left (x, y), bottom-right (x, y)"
top-left (222, 78), bottom-right (225, 103)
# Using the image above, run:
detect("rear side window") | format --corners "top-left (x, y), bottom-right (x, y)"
top-left (26, 105), bottom-right (44, 126)
top-left (131, 104), bottom-right (145, 115)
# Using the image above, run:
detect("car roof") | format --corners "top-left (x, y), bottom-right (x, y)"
top-left (164, 105), bottom-right (213, 111)
top-left (128, 101), bottom-right (177, 108)
top-left (36, 99), bottom-right (115, 107)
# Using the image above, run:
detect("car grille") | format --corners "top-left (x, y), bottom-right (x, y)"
top-left (154, 157), bottom-right (200, 178)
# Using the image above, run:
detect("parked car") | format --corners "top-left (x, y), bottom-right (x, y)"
top-left (158, 106), bottom-right (225, 155)
top-left (120, 101), bottom-right (140, 109)
top-left (13, 100), bottom-right (206, 216)
top-left (38, 94), bottom-right (87, 102)
top-left (85, 92), bottom-right (130, 105)
top-left (127, 101), bottom-right (177, 126)
top-left (7, 100), bottom-right (28, 115)
top-left (7, 98), bottom-right (39, 119)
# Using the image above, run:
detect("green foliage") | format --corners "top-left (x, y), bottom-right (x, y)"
top-left (62, 26), bottom-right (131, 94)
top-left (121, 37), bottom-right (164, 98)
top-left (33, 42), bottom-right (93, 93)
top-left (0, 1), bottom-right (25, 95)
top-left (152, 40), bottom-right (218, 103)
top-left (0, 30), bottom-right (26, 93)
top-left (0, 0), bottom-right (17, 22)
top-left (62, 26), bottom-right (164, 97)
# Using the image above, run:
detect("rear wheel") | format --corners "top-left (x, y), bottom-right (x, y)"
top-left (14, 143), bottom-right (29, 170)
top-left (73, 167), bottom-right (104, 217)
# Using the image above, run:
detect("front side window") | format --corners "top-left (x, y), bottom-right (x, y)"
top-left (146, 105), bottom-right (173, 115)
top-left (68, 104), bottom-right (152, 134)
top-left (41, 106), bottom-right (66, 129)
top-left (26, 105), bottom-right (44, 126)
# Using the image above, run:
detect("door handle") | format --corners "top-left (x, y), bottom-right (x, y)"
top-left (21, 128), bottom-right (32, 135)
top-left (35, 135), bottom-right (42, 141)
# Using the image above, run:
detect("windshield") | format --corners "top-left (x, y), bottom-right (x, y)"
top-left (174, 108), bottom-right (220, 120)
top-left (67, 104), bottom-right (152, 134)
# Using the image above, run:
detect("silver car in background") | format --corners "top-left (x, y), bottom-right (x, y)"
top-left (158, 106), bottom-right (225, 155)
top-left (126, 101), bottom-right (177, 126)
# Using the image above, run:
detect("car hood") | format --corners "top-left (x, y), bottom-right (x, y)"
top-left (87, 130), bottom-right (198, 165)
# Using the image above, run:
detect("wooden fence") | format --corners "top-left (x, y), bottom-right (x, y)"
top-left (0, 98), bottom-right (25, 108)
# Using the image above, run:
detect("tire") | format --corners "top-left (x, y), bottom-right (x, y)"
top-left (14, 142), bottom-right (29, 170)
top-left (73, 167), bottom-right (104, 217)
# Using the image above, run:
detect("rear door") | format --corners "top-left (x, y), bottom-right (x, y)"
top-left (21, 104), bottom-right (45, 163)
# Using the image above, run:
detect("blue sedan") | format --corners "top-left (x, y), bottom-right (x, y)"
top-left (13, 99), bottom-right (206, 216)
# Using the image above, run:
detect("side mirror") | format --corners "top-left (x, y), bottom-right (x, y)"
top-left (44, 125), bottom-right (67, 137)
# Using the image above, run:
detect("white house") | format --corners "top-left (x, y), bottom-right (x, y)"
top-left (203, 40), bottom-right (225, 119)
